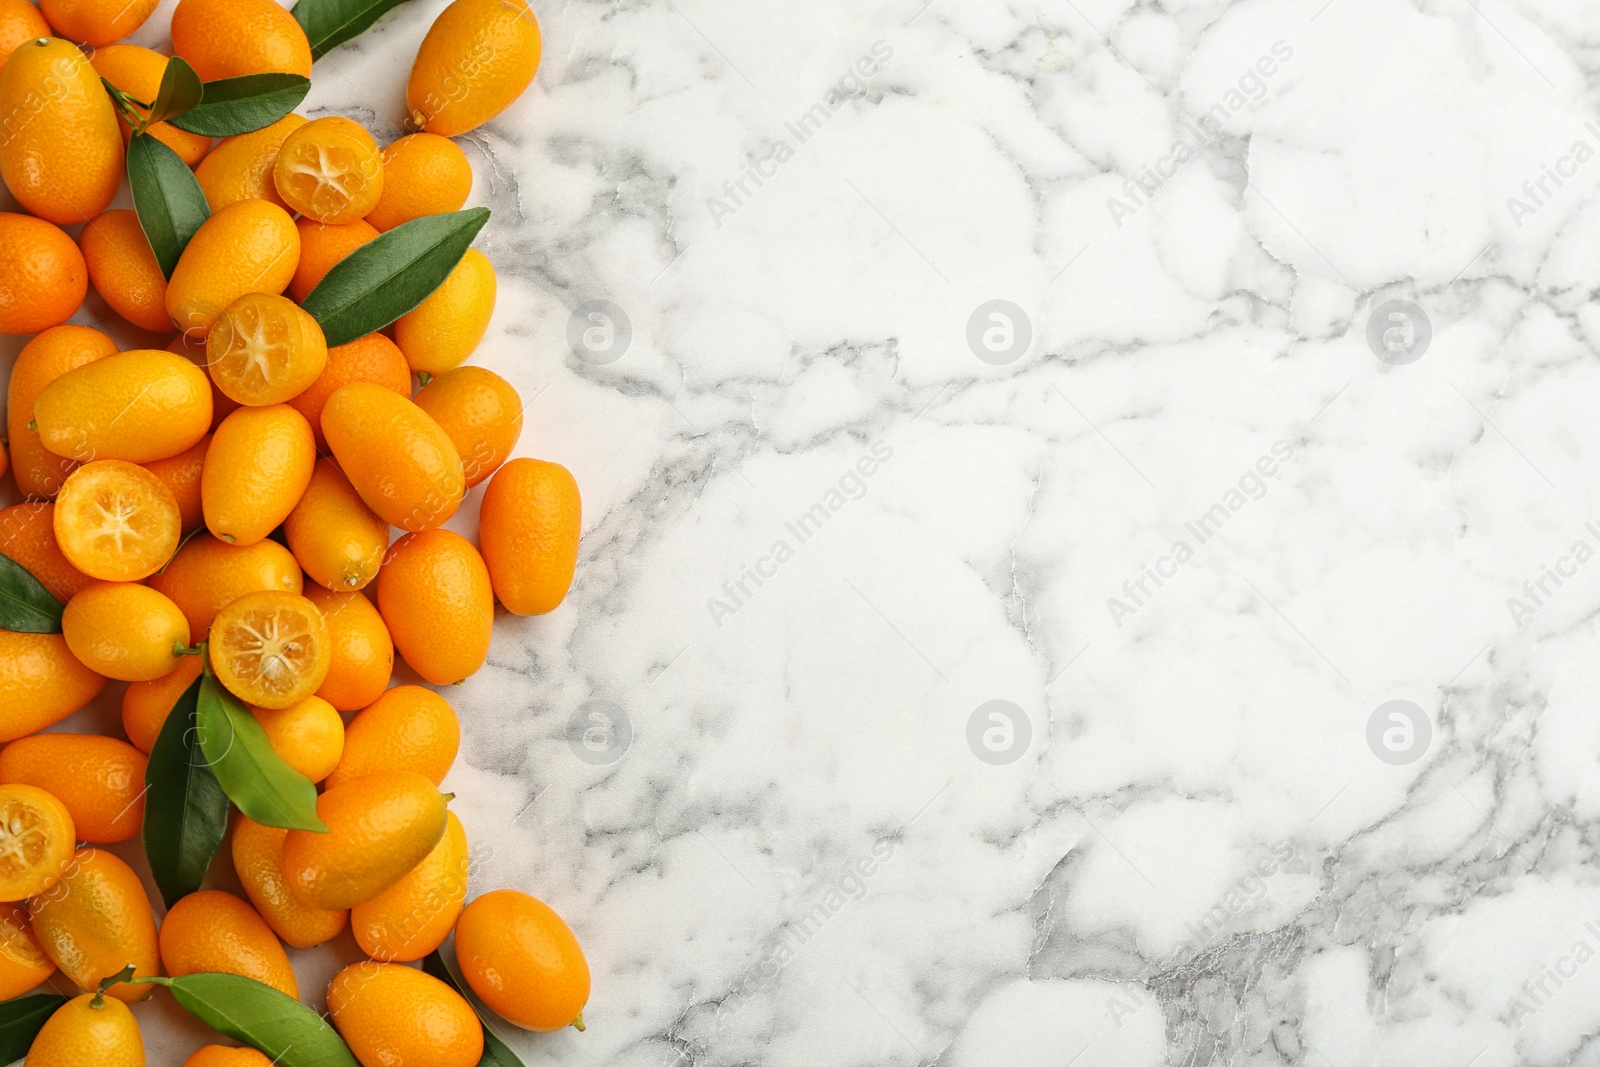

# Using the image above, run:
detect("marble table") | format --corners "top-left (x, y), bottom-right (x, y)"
top-left (6, 0), bottom-right (1599, 1063)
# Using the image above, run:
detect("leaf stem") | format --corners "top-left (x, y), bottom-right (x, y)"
top-left (571, 1012), bottom-right (586, 1032)
top-left (97, 963), bottom-right (140, 999)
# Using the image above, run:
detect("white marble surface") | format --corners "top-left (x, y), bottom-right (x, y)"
top-left (10, 0), bottom-right (1600, 1063)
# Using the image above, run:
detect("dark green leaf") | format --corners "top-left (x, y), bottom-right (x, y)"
top-left (0, 552), bottom-right (62, 634)
top-left (127, 133), bottom-right (211, 279)
top-left (169, 74), bottom-right (312, 137)
top-left (146, 56), bottom-right (203, 128)
top-left (143, 672), bottom-right (229, 908)
top-left (423, 950), bottom-right (529, 1066)
top-left (197, 671), bottom-right (327, 832)
top-left (302, 209), bottom-right (490, 347)
top-left (157, 973), bottom-right (359, 1067)
top-left (0, 993), bottom-right (68, 1062)
top-left (293, 0), bottom-right (419, 61)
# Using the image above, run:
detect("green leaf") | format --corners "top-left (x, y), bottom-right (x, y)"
top-left (169, 74), bottom-right (311, 137)
top-left (0, 993), bottom-right (68, 1063)
top-left (293, 0), bottom-right (419, 61)
top-left (0, 552), bottom-right (62, 634)
top-left (143, 672), bottom-right (229, 908)
top-left (127, 133), bottom-right (210, 279)
top-left (302, 208), bottom-right (490, 347)
top-left (146, 56), bottom-right (203, 128)
top-left (422, 950), bottom-right (529, 1066)
top-left (196, 670), bottom-right (327, 832)
top-left (152, 973), bottom-right (359, 1067)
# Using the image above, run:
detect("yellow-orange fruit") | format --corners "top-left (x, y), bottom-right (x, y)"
top-left (408, 0), bottom-right (542, 137)
top-left (62, 581), bottom-right (191, 683)
top-left (325, 685), bottom-right (459, 789)
top-left (80, 210), bottom-right (170, 333)
top-left (413, 366), bottom-right (523, 487)
top-left (0, 633), bottom-right (106, 743)
top-left (0, 1), bottom-right (50, 71)
top-left (231, 817), bottom-right (347, 948)
top-left (304, 585), bottom-right (392, 713)
top-left (0, 503), bottom-right (94, 603)
top-left (34, 350), bottom-right (212, 465)
top-left (281, 771), bottom-right (448, 910)
top-left (0, 902), bottom-right (54, 1000)
top-left (377, 531), bottom-right (492, 685)
top-left (0, 38), bottom-right (123, 223)
top-left (159, 890), bottom-right (298, 999)
top-left (166, 199), bottom-right (300, 338)
top-left (322, 384), bottom-right (465, 532)
top-left (0, 734), bottom-right (146, 843)
top-left (0, 212), bottom-right (87, 334)
top-left (28, 993), bottom-right (143, 1065)
top-left (184, 1047), bottom-right (275, 1067)
top-left (208, 591), bottom-right (330, 710)
top-left (202, 405), bottom-right (316, 547)
top-left (328, 961), bottom-right (481, 1067)
top-left (287, 334), bottom-right (411, 453)
top-left (28, 847), bottom-right (161, 1003)
top-left (353, 810), bottom-right (467, 962)
top-left (274, 116), bottom-right (384, 225)
top-left (88, 44), bottom-right (210, 163)
top-left (393, 249), bottom-right (496, 376)
top-left (479, 458), bottom-right (581, 615)
top-left (7, 327), bottom-right (116, 499)
top-left (285, 459), bottom-right (390, 593)
top-left (0, 784), bottom-right (74, 900)
top-left (148, 535), bottom-right (303, 636)
top-left (41, 0), bottom-right (160, 46)
top-left (54, 461), bottom-right (182, 582)
top-left (170, 0), bottom-right (312, 81)
top-left (247, 695), bottom-right (343, 783)
top-left (206, 292), bottom-right (329, 407)
top-left (142, 434), bottom-right (209, 534)
top-left (455, 889), bottom-right (590, 1032)
top-left (367, 133), bottom-right (472, 231)
top-left (122, 655), bottom-right (203, 754)
top-left (195, 113), bottom-right (307, 213)
top-left (290, 218), bottom-right (379, 303)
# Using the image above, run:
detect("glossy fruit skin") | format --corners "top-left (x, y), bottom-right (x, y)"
top-left (408, 0), bottom-right (542, 137)
top-left (282, 771), bottom-right (448, 910)
top-left (394, 249), bottom-right (497, 376)
top-left (367, 133), bottom-right (473, 231)
top-left (0, 503), bottom-right (94, 603)
top-left (209, 591), bottom-right (331, 710)
top-left (290, 218), bottom-right (378, 303)
top-left (456, 889), bottom-right (590, 1031)
top-left (248, 695), bottom-right (343, 783)
top-left (0, 38), bottom-right (123, 224)
top-left (41, 0), bottom-right (160, 46)
top-left (274, 116), bottom-right (384, 225)
top-left (183, 1046), bottom-right (275, 1067)
top-left (414, 366), bottom-right (523, 488)
top-left (0, 902), bottom-right (54, 999)
top-left (28, 993), bottom-right (145, 1066)
top-left (171, 0), bottom-right (313, 81)
top-left (80, 210), bottom-right (170, 333)
top-left (35, 350), bottom-right (213, 465)
top-left (288, 334), bottom-right (411, 453)
top-left (0, 212), bottom-right (86, 334)
top-left (29, 847), bottom-right (161, 1003)
top-left (7, 327), bottom-right (116, 499)
top-left (322, 383), bottom-right (466, 533)
top-left (166, 199), bottom-right (301, 338)
top-left (62, 582), bottom-right (191, 683)
top-left (149, 534), bottom-right (303, 636)
top-left (87, 44), bottom-right (210, 163)
top-left (206, 292), bottom-right (328, 407)
top-left (0, 633), bottom-right (106, 743)
top-left (329, 961), bottom-right (482, 1067)
top-left (353, 811), bottom-right (467, 962)
top-left (304, 586), bottom-right (392, 712)
top-left (202, 405), bottom-right (316, 547)
top-left (326, 685), bottom-right (459, 789)
top-left (142, 434), bottom-right (209, 534)
top-left (0, 0), bottom-right (50, 71)
top-left (54, 461), bottom-right (181, 582)
top-left (231, 817), bottom-right (347, 948)
top-left (0, 734), bottom-right (146, 844)
top-left (479, 458), bottom-right (581, 615)
top-left (160, 890), bottom-right (299, 999)
top-left (0, 784), bottom-right (73, 899)
top-left (195, 113), bottom-right (307, 213)
top-left (122, 655), bottom-right (203, 754)
top-left (377, 531), bottom-right (493, 685)
top-left (285, 459), bottom-right (390, 594)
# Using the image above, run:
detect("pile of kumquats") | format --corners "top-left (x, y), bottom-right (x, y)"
top-left (0, 0), bottom-right (586, 1063)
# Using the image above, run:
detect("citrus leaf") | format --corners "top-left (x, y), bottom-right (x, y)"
top-left (127, 132), bottom-right (210, 279)
top-left (196, 670), bottom-right (327, 832)
top-left (152, 974), bottom-right (359, 1067)
top-left (0, 993), bottom-right (68, 1062)
top-left (302, 208), bottom-right (489, 347)
top-left (0, 552), bottom-right (62, 634)
top-left (143, 671), bottom-right (228, 908)
top-left (146, 56), bottom-right (203, 127)
top-left (422, 950), bottom-right (529, 1066)
top-left (292, 0), bottom-right (419, 61)
top-left (168, 74), bottom-right (311, 137)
